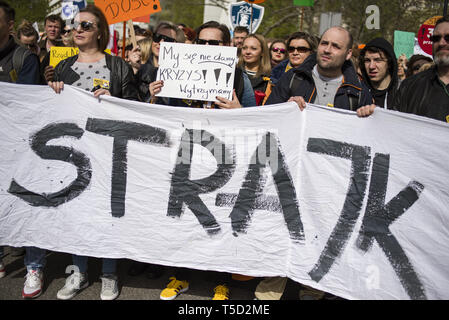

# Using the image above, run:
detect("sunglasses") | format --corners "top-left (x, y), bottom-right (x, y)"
top-left (288, 46), bottom-right (311, 53)
top-left (25, 43), bottom-right (37, 49)
top-left (72, 20), bottom-right (96, 32)
top-left (152, 33), bottom-right (176, 43)
top-left (196, 39), bottom-right (223, 45)
top-left (430, 34), bottom-right (449, 43)
top-left (61, 29), bottom-right (71, 35)
top-left (272, 47), bottom-right (286, 54)
top-left (412, 64), bottom-right (426, 71)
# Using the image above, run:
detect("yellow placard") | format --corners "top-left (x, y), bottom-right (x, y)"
top-left (446, 115), bottom-right (449, 123)
top-left (93, 78), bottom-right (110, 90)
top-left (49, 47), bottom-right (79, 68)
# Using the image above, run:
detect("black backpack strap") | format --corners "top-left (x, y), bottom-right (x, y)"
top-left (12, 46), bottom-right (32, 78)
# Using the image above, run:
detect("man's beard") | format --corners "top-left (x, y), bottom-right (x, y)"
top-left (434, 49), bottom-right (449, 67)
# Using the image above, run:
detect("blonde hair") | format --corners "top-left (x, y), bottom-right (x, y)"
top-left (238, 33), bottom-right (271, 77)
top-left (138, 38), bottom-right (152, 64)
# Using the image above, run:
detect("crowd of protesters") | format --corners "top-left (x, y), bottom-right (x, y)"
top-left (1, 1), bottom-right (448, 300)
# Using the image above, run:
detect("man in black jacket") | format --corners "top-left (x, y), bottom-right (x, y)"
top-left (358, 16), bottom-right (449, 121)
top-left (266, 26), bottom-right (373, 111)
top-left (0, 1), bottom-right (40, 84)
top-left (0, 1), bottom-right (46, 300)
top-left (359, 37), bottom-right (398, 109)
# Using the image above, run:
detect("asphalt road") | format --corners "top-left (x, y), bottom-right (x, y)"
top-left (0, 246), bottom-right (302, 301)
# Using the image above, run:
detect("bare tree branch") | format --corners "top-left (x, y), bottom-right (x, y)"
top-left (262, 12), bottom-right (300, 37)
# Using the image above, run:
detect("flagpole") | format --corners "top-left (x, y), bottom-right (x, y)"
top-left (122, 21), bottom-right (126, 59)
top-left (250, 3), bottom-right (253, 33)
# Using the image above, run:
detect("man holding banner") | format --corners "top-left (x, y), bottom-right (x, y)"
top-left (0, 0), bottom-right (45, 299)
top-left (266, 26), bottom-right (373, 111)
top-left (358, 37), bottom-right (399, 109)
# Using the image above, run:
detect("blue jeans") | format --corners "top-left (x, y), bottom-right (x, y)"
top-left (24, 247), bottom-right (46, 272)
top-left (72, 255), bottom-right (117, 275)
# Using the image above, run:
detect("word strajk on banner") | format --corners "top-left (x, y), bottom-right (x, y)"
top-left (1, 83), bottom-right (449, 300)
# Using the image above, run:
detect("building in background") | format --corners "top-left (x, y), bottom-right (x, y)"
top-left (203, 0), bottom-right (236, 29)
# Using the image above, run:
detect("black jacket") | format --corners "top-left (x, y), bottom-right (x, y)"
top-left (359, 38), bottom-right (398, 109)
top-left (54, 53), bottom-right (138, 100)
top-left (266, 53), bottom-right (373, 110)
top-left (392, 66), bottom-right (449, 122)
top-left (0, 36), bottom-right (40, 84)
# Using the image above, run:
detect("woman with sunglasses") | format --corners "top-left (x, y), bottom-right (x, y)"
top-left (61, 25), bottom-right (75, 47)
top-left (149, 22), bottom-right (179, 68)
top-left (47, 4), bottom-right (138, 301)
top-left (270, 32), bottom-right (317, 86)
top-left (269, 40), bottom-right (287, 68)
top-left (135, 22), bottom-right (181, 102)
top-left (237, 34), bottom-right (272, 105)
top-left (48, 5), bottom-right (137, 100)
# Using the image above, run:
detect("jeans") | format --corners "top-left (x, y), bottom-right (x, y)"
top-left (72, 255), bottom-right (117, 275)
top-left (24, 247), bottom-right (46, 272)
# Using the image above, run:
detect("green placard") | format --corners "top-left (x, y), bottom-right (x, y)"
top-left (394, 30), bottom-right (415, 59)
top-left (293, 0), bottom-right (314, 6)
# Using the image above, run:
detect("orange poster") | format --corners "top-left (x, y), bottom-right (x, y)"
top-left (94, 0), bottom-right (161, 25)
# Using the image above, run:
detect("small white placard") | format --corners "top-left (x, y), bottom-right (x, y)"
top-left (156, 42), bottom-right (238, 102)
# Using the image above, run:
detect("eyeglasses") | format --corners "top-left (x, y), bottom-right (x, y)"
top-left (430, 34), bottom-right (449, 43)
top-left (72, 20), bottom-right (96, 32)
top-left (272, 47), bottom-right (286, 54)
top-left (61, 29), bottom-right (71, 35)
top-left (196, 39), bottom-right (223, 45)
top-left (288, 46), bottom-right (311, 53)
top-left (152, 33), bottom-right (176, 43)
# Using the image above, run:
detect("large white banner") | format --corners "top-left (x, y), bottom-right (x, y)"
top-left (1, 82), bottom-right (449, 300)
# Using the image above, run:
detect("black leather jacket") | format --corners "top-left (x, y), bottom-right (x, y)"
top-left (54, 53), bottom-right (138, 100)
top-left (393, 66), bottom-right (449, 122)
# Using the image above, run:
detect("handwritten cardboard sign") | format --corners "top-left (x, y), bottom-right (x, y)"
top-left (156, 42), bottom-right (238, 102)
top-left (94, 0), bottom-right (161, 25)
top-left (49, 47), bottom-right (79, 67)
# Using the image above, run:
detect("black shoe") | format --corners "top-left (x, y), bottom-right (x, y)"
top-left (146, 264), bottom-right (164, 279)
top-left (128, 261), bottom-right (147, 276)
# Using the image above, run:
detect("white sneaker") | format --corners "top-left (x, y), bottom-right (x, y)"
top-left (0, 259), bottom-right (5, 279)
top-left (22, 270), bottom-right (43, 299)
top-left (100, 275), bottom-right (119, 300)
top-left (57, 272), bottom-right (89, 300)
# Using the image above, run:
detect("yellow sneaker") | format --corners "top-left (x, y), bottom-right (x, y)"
top-left (160, 277), bottom-right (189, 300)
top-left (212, 284), bottom-right (229, 300)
